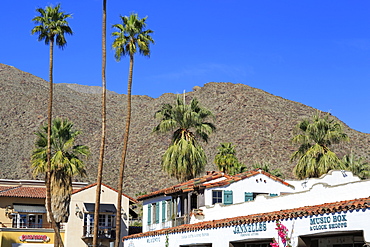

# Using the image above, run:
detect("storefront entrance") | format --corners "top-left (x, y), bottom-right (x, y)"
top-left (299, 231), bottom-right (365, 247)
top-left (230, 238), bottom-right (273, 247)
top-left (180, 244), bottom-right (212, 247)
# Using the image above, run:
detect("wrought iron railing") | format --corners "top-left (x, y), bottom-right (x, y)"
top-left (0, 222), bottom-right (58, 229)
top-left (82, 225), bottom-right (116, 239)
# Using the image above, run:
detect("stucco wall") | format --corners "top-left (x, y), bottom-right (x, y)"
top-left (194, 178), bottom-right (370, 223)
top-left (64, 184), bottom-right (130, 247)
top-left (204, 172), bottom-right (295, 206)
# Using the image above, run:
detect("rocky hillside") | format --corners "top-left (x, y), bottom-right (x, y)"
top-left (0, 63), bottom-right (369, 197)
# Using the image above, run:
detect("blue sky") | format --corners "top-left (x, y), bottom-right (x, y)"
top-left (1, 1), bottom-right (370, 133)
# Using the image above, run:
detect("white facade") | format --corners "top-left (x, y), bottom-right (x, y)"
top-left (125, 208), bottom-right (370, 247)
top-left (141, 170), bottom-right (296, 233)
top-left (203, 172), bottom-right (295, 206)
top-left (127, 170), bottom-right (370, 247)
top-left (285, 170), bottom-right (361, 192)
top-left (196, 171), bottom-right (366, 222)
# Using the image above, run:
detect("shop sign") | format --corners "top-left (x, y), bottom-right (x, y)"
top-left (19, 234), bottom-right (50, 242)
top-left (233, 222), bottom-right (267, 235)
top-left (147, 237), bottom-right (160, 243)
top-left (309, 214), bottom-right (347, 231)
top-left (181, 232), bottom-right (209, 239)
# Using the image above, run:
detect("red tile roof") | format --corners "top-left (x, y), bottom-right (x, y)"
top-left (0, 183), bottom-right (137, 203)
top-left (123, 196), bottom-right (370, 241)
top-left (0, 186), bottom-right (46, 199)
top-left (137, 170), bottom-right (293, 201)
top-left (137, 171), bottom-right (228, 200)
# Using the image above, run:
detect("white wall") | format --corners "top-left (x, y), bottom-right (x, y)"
top-left (204, 172), bottom-right (295, 206)
top-left (193, 178), bottom-right (370, 223)
top-left (286, 170), bottom-right (360, 192)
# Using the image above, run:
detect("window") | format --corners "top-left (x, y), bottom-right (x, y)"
top-left (212, 190), bottom-right (233, 205)
top-left (99, 214), bottom-right (114, 227)
top-left (212, 190), bottom-right (223, 204)
top-left (166, 200), bottom-right (172, 220)
top-left (152, 203), bottom-right (160, 224)
top-left (147, 204), bottom-right (152, 225)
top-left (84, 214), bottom-right (115, 237)
top-left (245, 192), bottom-right (269, 201)
top-left (162, 201), bottom-right (166, 223)
top-left (12, 214), bottom-right (43, 228)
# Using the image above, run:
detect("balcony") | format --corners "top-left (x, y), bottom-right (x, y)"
top-left (0, 222), bottom-right (61, 229)
top-left (173, 215), bottom-right (188, 227)
top-left (82, 226), bottom-right (116, 240)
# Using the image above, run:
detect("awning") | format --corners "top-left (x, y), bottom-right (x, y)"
top-left (84, 203), bottom-right (116, 213)
top-left (13, 204), bottom-right (47, 213)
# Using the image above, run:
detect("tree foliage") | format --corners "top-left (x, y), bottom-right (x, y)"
top-left (31, 4), bottom-right (73, 48)
top-left (112, 13), bottom-right (154, 60)
top-left (154, 96), bottom-right (215, 182)
top-left (31, 118), bottom-right (89, 223)
top-left (252, 162), bottom-right (285, 179)
top-left (342, 153), bottom-right (370, 179)
top-left (291, 112), bottom-right (349, 179)
top-left (215, 142), bottom-right (246, 175)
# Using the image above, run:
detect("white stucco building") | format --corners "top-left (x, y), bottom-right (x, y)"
top-left (125, 170), bottom-right (370, 247)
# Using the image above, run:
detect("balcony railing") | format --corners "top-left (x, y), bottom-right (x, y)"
top-left (0, 222), bottom-right (60, 229)
top-left (82, 226), bottom-right (116, 239)
top-left (173, 216), bottom-right (187, 227)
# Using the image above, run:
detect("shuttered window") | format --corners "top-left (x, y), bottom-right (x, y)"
top-left (223, 190), bottom-right (233, 205)
top-left (162, 201), bottom-right (166, 222)
top-left (245, 192), bottom-right (254, 202)
top-left (147, 204), bottom-right (152, 225)
top-left (155, 202), bottom-right (160, 224)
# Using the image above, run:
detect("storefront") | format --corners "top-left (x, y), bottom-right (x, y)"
top-left (0, 228), bottom-right (61, 247)
top-left (299, 231), bottom-right (365, 247)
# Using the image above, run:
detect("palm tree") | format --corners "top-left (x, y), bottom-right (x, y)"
top-left (154, 96), bottom-right (216, 182)
top-left (342, 153), bottom-right (370, 179)
top-left (31, 5), bottom-right (73, 247)
top-left (251, 162), bottom-right (284, 178)
top-left (112, 13), bottom-right (154, 247)
top-left (31, 118), bottom-right (89, 246)
top-left (291, 112), bottom-right (349, 179)
top-left (215, 143), bottom-right (246, 175)
top-left (93, 0), bottom-right (107, 246)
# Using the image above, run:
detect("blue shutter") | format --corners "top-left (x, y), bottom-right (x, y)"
top-left (147, 204), bottom-right (152, 225)
top-left (162, 201), bottom-right (166, 222)
top-left (245, 192), bottom-right (254, 202)
top-left (223, 190), bottom-right (233, 205)
top-left (155, 202), bottom-right (160, 223)
top-left (270, 193), bottom-right (278, 197)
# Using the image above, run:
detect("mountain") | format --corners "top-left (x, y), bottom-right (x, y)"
top-left (0, 63), bottom-right (369, 197)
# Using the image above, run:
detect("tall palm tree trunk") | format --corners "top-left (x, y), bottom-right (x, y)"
top-left (115, 54), bottom-right (134, 247)
top-left (46, 39), bottom-right (64, 247)
top-left (93, 0), bottom-right (107, 246)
